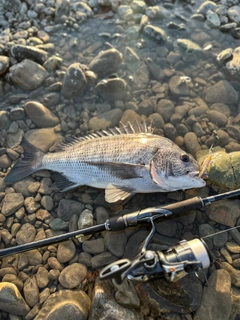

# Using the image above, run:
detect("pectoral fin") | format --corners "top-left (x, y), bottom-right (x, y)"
top-left (105, 184), bottom-right (135, 203)
top-left (149, 160), bottom-right (166, 187)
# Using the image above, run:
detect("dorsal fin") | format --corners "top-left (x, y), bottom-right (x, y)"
top-left (55, 121), bottom-right (153, 151)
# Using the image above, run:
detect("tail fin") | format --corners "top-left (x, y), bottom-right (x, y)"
top-left (4, 138), bottom-right (45, 184)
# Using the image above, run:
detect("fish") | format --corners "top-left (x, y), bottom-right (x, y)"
top-left (4, 122), bottom-right (206, 203)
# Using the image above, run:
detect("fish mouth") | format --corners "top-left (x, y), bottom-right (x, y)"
top-left (189, 171), bottom-right (208, 179)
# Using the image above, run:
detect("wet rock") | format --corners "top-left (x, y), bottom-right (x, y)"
top-left (228, 6), bottom-right (240, 25)
top-left (16, 223), bottom-right (36, 244)
top-left (91, 252), bottom-right (117, 268)
top-left (11, 45), bottom-right (48, 64)
top-left (132, 64), bottom-right (149, 89)
top-left (96, 77), bottom-right (126, 101)
top-left (89, 48), bottom-right (122, 78)
top-left (145, 58), bottom-right (165, 81)
top-left (77, 209), bottom-right (93, 242)
top-left (82, 238), bottom-right (105, 254)
top-left (210, 103), bottom-right (231, 117)
top-left (221, 262), bottom-right (240, 287)
top-left (57, 199), bottom-right (84, 221)
top-left (143, 25), bottom-right (167, 44)
top-left (184, 132), bottom-right (201, 156)
top-left (57, 240), bottom-right (76, 263)
top-left (197, 1), bottom-right (217, 16)
top-left (176, 39), bottom-right (201, 53)
top-left (206, 200), bottom-right (240, 227)
top-left (59, 263), bottom-right (87, 289)
top-left (10, 59), bottom-right (49, 90)
top-left (118, 5), bottom-right (133, 20)
top-left (0, 55), bottom-right (9, 75)
top-left (25, 128), bottom-right (61, 153)
top-left (201, 80), bottom-right (238, 105)
top-left (169, 75), bottom-right (190, 97)
top-left (195, 269), bottom-right (231, 320)
top-left (55, 0), bottom-right (70, 22)
top-left (35, 290), bottom-right (90, 320)
top-left (0, 111), bottom-right (10, 130)
top-left (104, 231), bottom-right (127, 257)
top-left (90, 280), bottom-right (143, 320)
top-left (7, 128), bottom-right (24, 148)
top-left (89, 108), bottom-right (123, 131)
top-left (43, 55), bottom-right (62, 72)
top-left (23, 276), bottom-right (39, 307)
top-left (156, 99), bottom-right (174, 123)
top-left (0, 282), bottom-right (30, 316)
top-left (49, 218), bottom-right (69, 231)
top-left (36, 267), bottom-right (49, 289)
top-left (145, 5), bottom-right (169, 20)
top-left (206, 10), bottom-right (221, 28)
top-left (1, 193), bottom-right (24, 217)
top-left (206, 110), bottom-right (228, 127)
top-left (24, 101), bottom-right (59, 128)
top-left (62, 63), bottom-right (87, 98)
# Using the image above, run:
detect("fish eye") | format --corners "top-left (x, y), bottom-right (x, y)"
top-left (181, 154), bottom-right (190, 162)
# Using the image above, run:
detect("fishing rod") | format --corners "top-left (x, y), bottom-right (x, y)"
top-left (1, 187), bottom-right (240, 260)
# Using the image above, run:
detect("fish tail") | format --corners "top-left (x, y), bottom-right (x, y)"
top-left (4, 138), bottom-right (45, 184)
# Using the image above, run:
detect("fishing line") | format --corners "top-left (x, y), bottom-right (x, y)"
top-left (202, 225), bottom-right (240, 239)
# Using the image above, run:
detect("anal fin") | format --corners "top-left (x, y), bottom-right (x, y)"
top-left (54, 172), bottom-right (80, 192)
top-left (105, 184), bottom-right (134, 203)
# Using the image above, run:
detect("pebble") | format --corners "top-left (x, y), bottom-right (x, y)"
top-left (184, 132), bottom-right (201, 156)
top-left (201, 80), bottom-right (238, 104)
top-left (59, 263), bottom-right (87, 289)
top-left (57, 199), bottom-right (85, 221)
top-left (195, 269), bottom-right (231, 320)
top-left (24, 101), bottom-right (59, 128)
top-left (221, 262), bottom-right (240, 287)
top-left (36, 267), bottom-right (49, 289)
top-left (23, 276), bottom-right (39, 307)
top-left (96, 77), bottom-right (126, 101)
top-left (206, 200), bottom-right (240, 227)
top-left (91, 252), bottom-right (117, 268)
top-left (132, 64), bottom-right (150, 89)
top-left (35, 290), bottom-right (90, 320)
top-left (16, 223), bottom-right (36, 244)
top-left (143, 25), bottom-right (167, 44)
top-left (104, 231), bottom-right (127, 257)
top-left (0, 55), bottom-right (9, 75)
top-left (82, 238), bottom-right (105, 254)
top-left (228, 5), bottom-right (240, 24)
top-left (88, 108), bottom-right (123, 131)
top-left (10, 59), bottom-right (49, 90)
top-left (1, 193), bottom-right (24, 217)
top-left (11, 45), bottom-right (48, 64)
top-left (61, 63), bottom-right (87, 98)
top-left (49, 218), bottom-right (69, 231)
top-left (57, 240), bottom-right (76, 263)
top-left (89, 48), bottom-right (122, 78)
top-left (169, 75), bottom-right (190, 97)
top-left (0, 282), bottom-right (30, 316)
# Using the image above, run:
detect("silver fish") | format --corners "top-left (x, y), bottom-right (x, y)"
top-left (4, 123), bottom-right (206, 203)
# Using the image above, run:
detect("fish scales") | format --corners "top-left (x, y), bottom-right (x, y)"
top-left (4, 123), bottom-right (206, 203)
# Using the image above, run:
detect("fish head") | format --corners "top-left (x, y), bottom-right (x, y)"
top-left (150, 148), bottom-right (206, 191)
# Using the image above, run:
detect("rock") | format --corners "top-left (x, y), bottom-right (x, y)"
top-left (221, 262), bottom-right (240, 287)
top-left (82, 238), bottom-right (105, 254)
top-left (0, 55), bottom-right (9, 75)
top-left (156, 99), bottom-right (174, 123)
top-left (89, 108), bottom-right (123, 131)
top-left (11, 45), bottom-right (48, 64)
top-left (57, 240), bottom-right (76, 263)
top-left (10, 59), bottom-right (49, 90)
top-left (25, 128), bottom-right (61, 153)
top-left (0, 111), bottom-right (10, 130)
top-left (89, 48), bottom-right (122, 78)
top-left (184, 132), bottom-right (201, 156)
top-left (197, 1), bottom-right (217, 16)
top-left (89, 280), bottom-right (143, 320)
top-left (35, 290), bottom-right (90, 320)
top-left (206, 110), bottom-right (228, 127)
top-left (206, 10), bottom-right (221, 28)
top-left (228, 6), bottom-right (240, 24)
top-left (91, 252), bottom-right (117, 268)
top-left (96, 77), bottom-right (126, 101)
top-left (176, 39), bottom-right (202, 53)
top-left (57, 199), bottom-right (84, 221)
top-left (24, 196), bottom-right (41, 213)
top-left (104, 231), bottom-right (127, 257)
top-left (225, 241), bottom-right (240, 253)
top-left (77, 209), bottom-right (93, 242)
top-left (61, 63), bottom-right (87, 98)
top-left (41, 195), bottom-right (54, 211)
top-left (43, 55), bottom-right (62, 72)
top-left (36, 267), bottom-right (49, 289)
top-left (132, 64), bottom-right (149, 89)
top-left (1, 193), bottom-right (24, 217)
top-left (55, 0), bottom-right (70, 22)
top-left (0, 282), bottom-right (30, 316)
top-left (16, 223), bottom-right (36, 244)
top-left (143, 25), bottom-right (167, 44)
top-left (6, 129), bottom-right (24, 148)
top-left (145, 58), bottom-right (165, 81)
top-left (169, 75), bottom-right (190, 97)
top-left (195, 269), bottom-right (231, 320)
top-left (201, 80), bottom-right (238, 105)
top-left (59, 263), bottom-right (87, 289)
top-left (206, 200), bottom-right (240, 227)
top-left (24, 101), bottom-right (59, 128)
top-left (210, 103), bottom-right (231, 117)
top-left (118, 5), bottom-right (133, 20)
top-left (23, 276), bottom-right (39, 307)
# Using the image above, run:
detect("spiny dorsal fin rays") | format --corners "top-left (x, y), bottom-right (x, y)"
top-left (55, 121), bottom-right (154, 151)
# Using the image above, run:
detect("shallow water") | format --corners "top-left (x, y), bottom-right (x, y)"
top-left (1, 0), bottom-right (240, 319)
